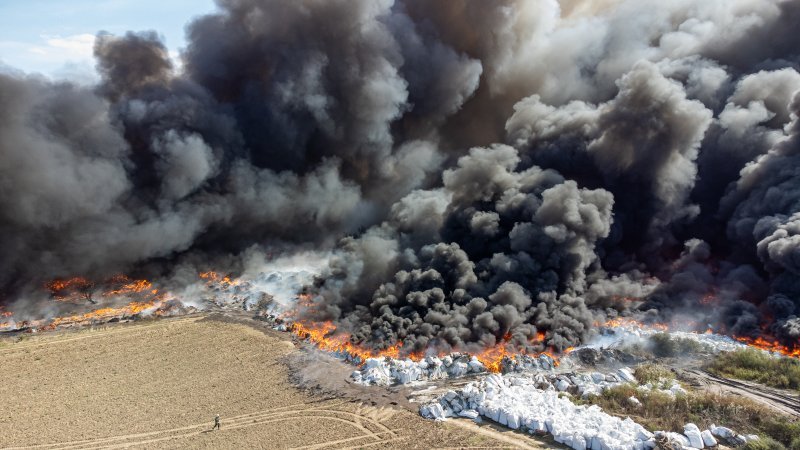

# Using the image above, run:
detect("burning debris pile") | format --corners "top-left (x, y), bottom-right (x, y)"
top-left (351, 352), bottom-right (558, 386)
top-left (0, 261), bottom-right (795, 449)
top-left (1, 0), bottom-right (800, 377)
top-left (594, 319), bottom-right (800, 359)
top-left (593, 322), bottom-right (749, 355)
top-left (0, 275), bottom-right (182, 332)
top-left (340, 318), bottom-right (797, 387)
top-left (287, 312), bottom-right (571, 381)
top-left (0, 298), bottom-right (185, 333)
top-left (0, 263), bottom-right (316, 334)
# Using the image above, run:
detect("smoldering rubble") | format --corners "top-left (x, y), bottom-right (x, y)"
top-left (2, 0), bottom-right (800, 353)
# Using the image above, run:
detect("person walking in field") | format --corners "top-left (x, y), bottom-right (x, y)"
top-left (212, 414), bottom-right (221, 430)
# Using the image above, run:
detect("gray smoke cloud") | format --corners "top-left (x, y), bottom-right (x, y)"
top-left (310, 145), bottom-right (613, 352)
top-left (2, 0), bottom-right (800, 352)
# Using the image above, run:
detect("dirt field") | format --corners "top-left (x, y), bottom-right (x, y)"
top-left (0, 314), bottom-right (551, 449)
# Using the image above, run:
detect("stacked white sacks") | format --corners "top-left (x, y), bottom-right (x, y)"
top-left (352, 352), bottom-right (559, 386)
top-left (683, 424), bottom-right (704, 448)
top-left (352, 354), bottom-right (488, 385)
top-left (708, 424), bottom-right (759, 447)
top-left (421, 373), bottom-right (656, 450)
top-left (419, 372), bottom-right (758, 450)
top-left (417, 367), bottom-right (761, 450)
top-left (649, 423), bottom-right (756, 449)
top-left (635, 378), bottom-right (687, 398)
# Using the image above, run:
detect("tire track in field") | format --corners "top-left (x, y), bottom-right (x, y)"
top-left (5, 400), bottom-right (399, 450)
top-left (686, 369), bottom-right (800, 417)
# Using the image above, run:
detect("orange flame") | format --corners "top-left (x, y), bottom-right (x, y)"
top-left (734, 335), bottom-right (800, 358)
top-left (0, 274), bottom-right (177, 333)
top-left (601, 317), bottom-right (668, 331)
top-left (289, 316), bottom-right (562, 372)
top-left (474, 343), bottom-right (512, 373)
top-left (601, 317), bottom-right (799, 359)
top-left (290, 320), bottom-right (402, 361)
top-left (45, 301), bottom-right (159, 329)
top-left (46, 277), bottom-right (93, 301)
top-left (102, 276), bottom-right (153, 297)
top-left (45, 275), bottom-right (160, 304)
top-left (43, 273), bottom-right (568, 370)
top-left (26, 272), bottom-right (800, 366)
top-left (199, 271), bottom-right (240, 288)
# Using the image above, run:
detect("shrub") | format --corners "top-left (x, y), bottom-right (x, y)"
top-left (761, 418), bottom-right (800, 449)
top-left (742, 437), bottom-right (786, 450)
top-left (634, 363), bottom-right (674, 386)
top-left (707, 349), bottom-right (800, 391)
top-left (581, 385), bottom-right (800, 447)
top-left (649, 333), bottom-right (708, 357)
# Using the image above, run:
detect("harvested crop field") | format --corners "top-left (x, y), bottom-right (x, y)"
top-left (0, 314), bottom-right (549, 449)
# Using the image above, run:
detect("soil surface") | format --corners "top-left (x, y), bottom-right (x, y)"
top-left (0, 313), bottom-right (553, 449)
top-left (679, 368), bottom-right (800, 418)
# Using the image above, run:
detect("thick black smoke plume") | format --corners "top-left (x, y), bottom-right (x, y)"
top-left (2, 0), bottom-right (800, 352)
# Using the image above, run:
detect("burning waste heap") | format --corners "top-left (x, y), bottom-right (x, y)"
top-left (0, 259), bottom-right (318, 332)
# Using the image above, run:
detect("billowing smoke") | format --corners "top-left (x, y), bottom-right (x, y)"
top-left (2, 0), bottom-right (800, 352)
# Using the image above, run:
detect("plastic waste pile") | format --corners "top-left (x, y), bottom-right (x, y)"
top-left (420, 373), bottom-right (656, 450)
top-left (420, 371), bottom-right (762, 450)
top-left (352, 352), bottom-right (557, 386)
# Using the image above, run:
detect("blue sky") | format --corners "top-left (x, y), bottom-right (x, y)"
top-left (0, 0), bottom-right (216, 82)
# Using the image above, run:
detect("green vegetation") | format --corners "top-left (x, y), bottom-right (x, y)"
top-left (707, 348), bottom-right (800, 391)
top-left (648, 333), bottom-right (710, 357)
top-left (742, 437), bottom-right (786, 450)
top-left (577, 383), bottom-right (676, 430)
top-left (760, 420), bottom-right (800, 450)
top-left (578, 384), bottom-right (800, 448)
top-left (633, 363), bottom-right (674, 386)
